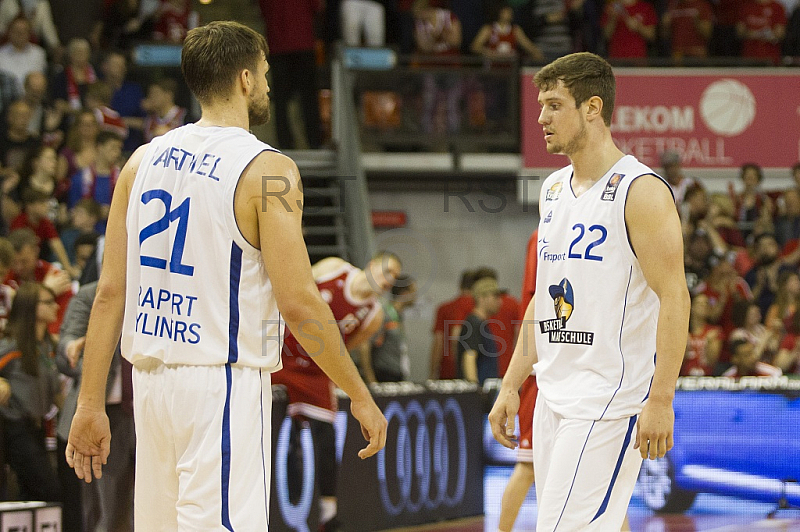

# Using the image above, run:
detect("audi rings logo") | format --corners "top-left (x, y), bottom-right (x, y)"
top-left (377, 398), bottom-right (468, 516)
top-left (275, 417), bottom-right (315, 532)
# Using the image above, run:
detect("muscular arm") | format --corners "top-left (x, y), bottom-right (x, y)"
top-left (627, 175), bottom-right (691, 459)
top-left (68, 143), bottom-right (148, 481)
top-left (76, 146), bottom-right (144, 409)
top-left (238, 152), bottom-right (386, 456)
top-left (488, 295), bottom-right (539, 448)
top-left (243, 154), bottom-right (370, 401)
top-left (429, 331), bottom-right (444, 379)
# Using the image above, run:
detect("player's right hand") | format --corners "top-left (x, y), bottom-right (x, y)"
top-left (489, 388), bottom-right (520, 450)
top-left (350, 397), bottom-right (388, 459)
top-left (65, 405), bottom-right (111, 483)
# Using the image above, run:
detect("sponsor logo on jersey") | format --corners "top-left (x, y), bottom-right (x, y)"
top-left (543, 211), bottom-right (552, 223)
top-left (539, 278), bottom-right (594, 345)
top-left (545, 182), bottom-right (563, 201)
top-left (539, 246), bottom-right (566, 264)
top-left (601, 173), bottom-right (624, 201)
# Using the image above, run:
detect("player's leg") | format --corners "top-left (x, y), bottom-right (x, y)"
top-left (164, 364), bottom-right (270, 531)
top-left (535, 414), bottom-right (641, 531)
top-left (309, 418), bottom-right (339, 531)
top-left (498, 375), bottom-right (537, 532)
top-left (498, 462), bottom-right (534, 532)
top-left (133, 362), bottom-right (179, 531)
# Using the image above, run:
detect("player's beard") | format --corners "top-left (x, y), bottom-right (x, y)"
top-left (248, 94), bottom-right (271, 127)
top-left (547, 118), bottom-right (588, 156)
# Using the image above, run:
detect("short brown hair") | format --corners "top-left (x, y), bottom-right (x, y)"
top-left (533, 52), bottom-right (616, 126)
top-left (181, 21), bottom-right (268, 105)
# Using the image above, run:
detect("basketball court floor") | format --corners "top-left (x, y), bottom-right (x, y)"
top-left (383, 466), bottom-right (800, 532)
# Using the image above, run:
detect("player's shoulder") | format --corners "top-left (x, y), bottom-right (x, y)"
top-left (246, 149), bottom-right (299, 177)
top-left (312, 257), bottom-right (351, 280)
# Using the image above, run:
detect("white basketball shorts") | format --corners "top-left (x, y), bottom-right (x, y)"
top-left (133, 360), bottom-right (272, 531)
top-left (533, 393), bottom-right (642, 531)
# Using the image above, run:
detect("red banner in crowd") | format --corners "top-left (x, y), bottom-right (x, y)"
top-left (521, 68), bottom-right (800, 170)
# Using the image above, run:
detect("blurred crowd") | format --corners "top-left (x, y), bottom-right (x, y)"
top-left (671, 155), bottom-right (800, 378)
top-left (0, 0), bottom-right (796, 527)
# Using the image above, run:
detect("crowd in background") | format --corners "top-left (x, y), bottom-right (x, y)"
top-left (0, 0), bottom-right (796, 527)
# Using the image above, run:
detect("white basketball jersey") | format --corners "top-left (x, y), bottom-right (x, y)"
top-left (534, 155), bottom-right (671, 420)
top-left (121, 124), bottom-right (283, 370)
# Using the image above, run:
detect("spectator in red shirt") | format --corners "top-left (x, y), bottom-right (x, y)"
top-left (602, 0), bottom-right (657, 58)
top-left (5, 228), bottom-right (74, 335)
top-left (694, 252), bottom-right (753, 349)
top-left (682, 293), bottom-right (722, 375)
top-left (472, 266), bottom-right (520, 377)
top-left (737, 0), bottom-right (787, 64)
top-left (430, 269), bottom-right (476, 379)
top-left (663, 0), bottom-right (714, 57)
top-left (11, 190), bottom-right (76, 278)
top-left (152, 0), bottom-right (199, 43)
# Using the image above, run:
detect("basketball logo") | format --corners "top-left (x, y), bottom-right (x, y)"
top-left (699, 79), bottom-right (756, 137)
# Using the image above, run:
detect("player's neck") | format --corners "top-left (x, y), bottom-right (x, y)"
top-left (196, 104), bottom-right (249, 131)
top-left (570, 135), bottom-right (625, 190)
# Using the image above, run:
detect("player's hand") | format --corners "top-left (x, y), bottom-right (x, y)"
top-left (634, 397), bottom-right (674, 460)
top-left (65, 405), bottom-right (111, 483)
top-left (489, 387), bottom-right (520, 450)
top-left (350, 397), bottom-right (388, 459)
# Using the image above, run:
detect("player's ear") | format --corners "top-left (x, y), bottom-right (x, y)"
top-left (585, 96), bottom-right (603, 122)
top-left (239, 68), bottom-right (251, 94)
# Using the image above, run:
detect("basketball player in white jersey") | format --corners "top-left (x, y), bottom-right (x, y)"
top-left (64, 21), bottom-right (387, 531)
top-left (489, 52), bottom-right (690, 531)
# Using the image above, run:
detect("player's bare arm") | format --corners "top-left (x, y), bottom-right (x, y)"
top-left (461, 349), bottom-right (479, 383)
top-left (237, 151), bottom-right (387, 458)
top-left (346, 307), bottom-right (384, 384)
top-left (490, 295), bottom-right (539, 449)
top-left (67, 143), bottom-right (149, 482)
top-left (626, 174), bottom-right (691, 460)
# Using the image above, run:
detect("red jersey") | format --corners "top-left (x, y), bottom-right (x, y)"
top-left (152, 0), bottom-right (196, 43)
top-left (521, 229), bottom-right (539, 319)
top-left (494, 294), bottom-right (520, 377)
top-left (432, 294), bottom-right (474, 379)
top-left (739, 0), bottom-right (786, 63)
top-left (487, 23), bottom-right (517, 54)
top-left (667, 0), bottom-right (713, 56)
top-left (10, 213), bottom-right (59, 244)
top-left (682, 323), bottom-right (721, 376)
top-left (272, 262), bottom-right (381, 421)
top-left (603, 0), bottom-right (658, 58)
top-left (5, 260), bottom-right (74, 335)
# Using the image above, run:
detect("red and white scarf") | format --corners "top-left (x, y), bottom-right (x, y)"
top-left (66, 64), bottom-right (97, 110)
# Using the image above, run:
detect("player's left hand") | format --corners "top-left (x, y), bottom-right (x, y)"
top-left (634, 398), bottom-right (674, 460)
top-left (488, 388), bottom-right (520, 450)
top-left (66, 405), bottom-right (111, 482)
